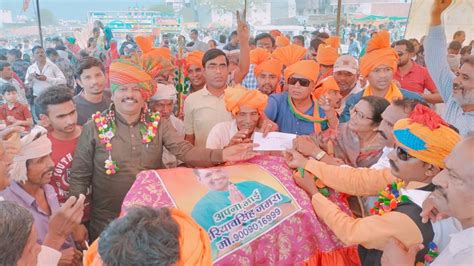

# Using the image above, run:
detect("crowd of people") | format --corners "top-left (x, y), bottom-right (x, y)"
top-left (0, 0), bottom-right (473, 265)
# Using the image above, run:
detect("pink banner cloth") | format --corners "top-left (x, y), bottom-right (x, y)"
top-left (122, 156), bottom-right (358, 265)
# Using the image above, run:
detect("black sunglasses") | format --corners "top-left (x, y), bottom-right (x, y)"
top-left (396, 146), bottom-right (413, 161)
top-left (288, 77), bottom-right (311, 87)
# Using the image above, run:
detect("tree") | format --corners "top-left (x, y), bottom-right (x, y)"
top-left (39, 8), bottom-right (57, 25)
top-left (148, 4), bottom-right (175, 15)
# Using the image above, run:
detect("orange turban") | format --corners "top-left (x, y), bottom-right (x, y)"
top-left (316, 36), bottom-right (340, 66)
top-left (270, 29), bottom-right (282, 38)
top-left (284, 60), bottom-right (320, 83)
top-left (185, 51), bottom-right (204, 69)
top-left (224, 85), bottom-right (268, 115)
top-left (272, 44), bottom-right (307, 67)
top-left (250, 48), bottom-right (271, 65)
top-left (359, 31), bottom-right (398, 77)
top-left (135, 35), bottom-right (174, 62)
top-left (276, 36), bottom-right (290, 47)
top-left (393, 105), bottom-right (461, 169)
top-left (254, 58), bottom-right (283, 79)
top-left (109, 59), bottom-right (158, 101)
top-left (313, 76), bottom-right (340, 99)
top-left (83, 208), bottom-right (212, 266)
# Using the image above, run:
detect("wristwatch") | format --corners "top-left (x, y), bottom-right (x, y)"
top-left (313, 150), bottom-right (327, 161)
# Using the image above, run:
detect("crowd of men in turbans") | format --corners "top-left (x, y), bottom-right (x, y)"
top-left (0, 0), bottom-right (473, 265)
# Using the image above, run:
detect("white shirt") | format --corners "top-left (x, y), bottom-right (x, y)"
top-left (206, 120), bottom-right (238, 149)
top-left (25, 59), bottom-right (66, 96)
top-left (433, 226), bottom-right (474, 265)
top-left (370, 147), bottom-right (393, 170)
top-left (37, 245), bottom-right (62, 266)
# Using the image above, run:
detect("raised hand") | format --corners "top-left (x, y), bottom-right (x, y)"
top-left (236, 10), bottom-right (250, 42)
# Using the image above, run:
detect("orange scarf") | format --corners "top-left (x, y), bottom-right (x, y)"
top-left (362, 81), bottom-right (403, 102)
top-left (288, 94), bottom-right (328, 133)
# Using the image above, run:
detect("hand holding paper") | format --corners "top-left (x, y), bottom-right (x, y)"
top-left (253, 132), bottom-right (297, 151)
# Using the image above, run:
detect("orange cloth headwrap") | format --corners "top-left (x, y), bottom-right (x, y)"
top-left (83, 208), bottom-right (212, 266)
top-left (276, 36), bottom-right (290, 47)
top-left (250, 48), bottom-right (271, 65)
top-left (284, 60), bottom-right (320, 83)
top-left (270, 29), bottom-right (282, 38)
top-left (109, 59), bottom-right (158, 101)
top-left (224, 85), bottom-right (268, 115)
top-left (393, 104), bottom-right (461, 169)
top-left (316, 36), bottom-right (340, 66)
top-left (359, 31), bottom-right (398, 77)
top-left (135, 35), bottom-right (174, 62)
top-left (185, 51), bottom-right (204, 69)
top-left (272, 44), bottom-right (307, 67)
top-left (254, 58), bottom-right (283, 79)
top-left (313, 76), bottom-right (340, 99)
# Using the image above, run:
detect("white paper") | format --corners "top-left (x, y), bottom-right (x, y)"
top-left (253, 132), bottom-right (296, 151)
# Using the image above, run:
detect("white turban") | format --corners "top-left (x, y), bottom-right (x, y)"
top-left (9, 126), bottom-right (52, 183)
top-left (150, 84), bottom-right (177, 101)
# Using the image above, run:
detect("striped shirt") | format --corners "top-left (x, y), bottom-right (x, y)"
top-left (424, 26), bottom-right (474, 137)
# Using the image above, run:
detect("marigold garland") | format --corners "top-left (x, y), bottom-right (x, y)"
top-left (92, 106), bottom-right (160, 175)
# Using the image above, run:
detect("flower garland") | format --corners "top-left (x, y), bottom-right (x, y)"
top-left (424, 242), bottom-right (439, 266)
top-left (369, 180), bottom-right (408, 215)
top-left (92, 106), bottom-right (160, 175)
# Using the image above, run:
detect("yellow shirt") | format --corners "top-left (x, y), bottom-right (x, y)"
top-left (184, 87), bottom-right (232, 147)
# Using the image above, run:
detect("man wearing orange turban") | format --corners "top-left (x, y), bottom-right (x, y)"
top-left (316, 36), bottom-right (340, 84)
top-left (241, 48), bottom-right (271, 90)
top-left (264, 60), bottom-right (336, 134)
top-left (285, 104), bottom-right (461, 266)
top-left (185, 51), bottom-right (206, 93)
top-left (254, 58), bottom-right (283, 95)
top-left (207, 85), bottom-right (269, 149)
top-left (84, 206), bottom-right (212, 266)
top-left (339, 31), bottom-right (425, 123)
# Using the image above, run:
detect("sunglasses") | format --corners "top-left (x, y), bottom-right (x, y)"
top-left (396, 146), bottom-right (413, 161)
top-left (288, 77), bottom-right (311, 87)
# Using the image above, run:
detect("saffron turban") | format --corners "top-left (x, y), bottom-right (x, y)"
top-left (224, 85), bottom-right (268, 115)
top-left (272, 44), bottom-right (307, 67)
top-left (9, 126), bottom-right (52, 183)
top-left (393, 104), bottom-right (461, 169)
top-left (276, 36), bottom-right (290, 47)
top-left (250, 48), bottom-right (271, 65)
top-left (254, 58), bottom-right (283, 79)
top-left (83, 208), bottom-right (212, 266)
top-left (359, 31), bottom-right (398, 77)
top-left (185, 51), bottom-right (204, 69)
top-left (316, 36), bottom-right (340, 66)
top-left (313, 76), bottom-right (340, 99)
top-left (284, 60), bottom-right (320, 84)
top-left (270, 29), bottom-right (282, 38)
top-left (135, 35), bottom-right (174, 62)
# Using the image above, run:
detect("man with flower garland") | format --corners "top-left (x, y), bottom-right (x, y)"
top-left (285, 105), bottom-right (461, 266)
top-left (69, 56), bottom-right (259, 241)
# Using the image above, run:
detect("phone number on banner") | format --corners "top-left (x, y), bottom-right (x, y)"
top-left (232, 207), bottom-right (282, 243)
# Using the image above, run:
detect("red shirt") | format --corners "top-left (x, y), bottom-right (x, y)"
top-left (394, 62), bottom-right (438, 94)
top-left (48, 131), bottom-right (91, 221)
top-left (0, 102), bottom-right (31, 130)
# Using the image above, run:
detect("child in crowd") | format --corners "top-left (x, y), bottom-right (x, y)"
top-left (0, 83), bottom-right (32, 131)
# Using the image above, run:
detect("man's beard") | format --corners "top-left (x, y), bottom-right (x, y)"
top-left (453, 83), bottom-right (474, 106)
